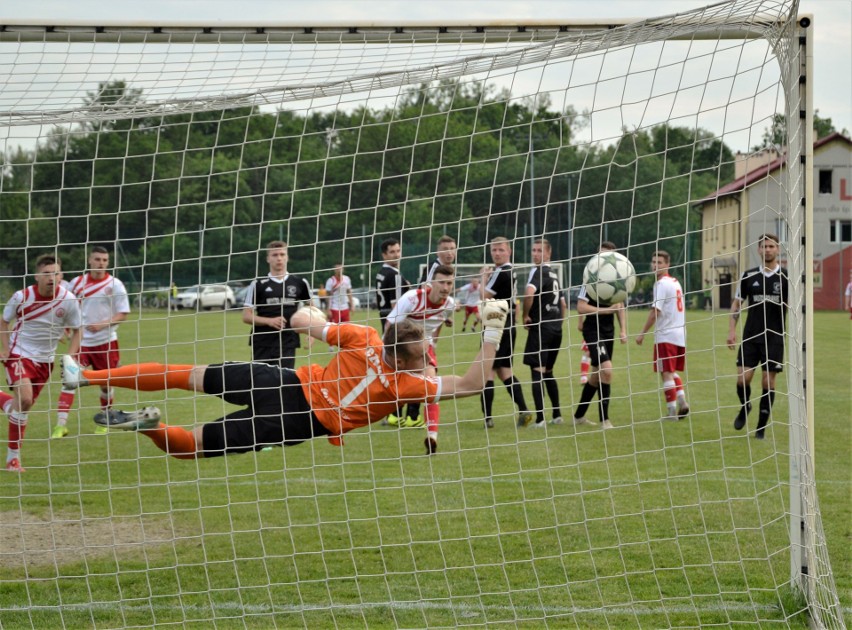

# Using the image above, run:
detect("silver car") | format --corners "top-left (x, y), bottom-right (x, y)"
top-left (173, 284), bottom-right (236, 310)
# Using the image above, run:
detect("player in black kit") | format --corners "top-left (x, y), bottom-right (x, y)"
top-left (726, 233), bottom-right (788, 439)
top-left (522, 239), bottom-right (566, 428)
top-left (481, 237), bottom-right (532, 428)
top-left (376, 238), bottom-right (411, 330)
top-left (242, 241), bottom-right (312, 369)
top-left (573, 242), bottom-right (627, 429)
top-left (419, 235), bottom-right (457, 283)
top-left (375, 237), bottom-right (418, 426)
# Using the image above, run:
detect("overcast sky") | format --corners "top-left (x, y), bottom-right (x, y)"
top-left (2, 0), bottom-right (849, 140)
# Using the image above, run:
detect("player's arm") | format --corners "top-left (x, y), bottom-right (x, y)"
top-left (616, 302), bottom-right (627, 344)
top-left (0, 317), bottom-right (11, 359)
top-left (635, 307), bottom-right (658, 346)
top-left (576, 300), bottom-right (620, 316)
top-left (522, 285), bottom-right (535, 327)
top-left (727, 296), bottom-right (743, 349)
top-left (87, 311), bottom-right (128, 332)
top-left (347, 283), bottom-right (355, 311)
top-left (439, 300), bottom-right (507, 398)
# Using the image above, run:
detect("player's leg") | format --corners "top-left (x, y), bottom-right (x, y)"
top-left (595, 341), bottom-right (615, 428)
top-left (5, 376), bottom-right (35, 471)
top-left (523, 330), bottom-right (546, 427)
top-left (63, 356), bottom-right (203, 392)
top-left (734, 342), bottom-right (758, 430)
top-left (55, 351), bottom-right (87, 438)
top-left (579, 342), bottom-right (591, 384)
top-left (573, 339), bottom-right (600, 427)
top-left (597, 359), bottom-right (614, 428)
top-left (542, 354), bottom-right (563, 424)
top-left (755, 343), bottom-right (783, 439)
top-left (423, 356), bottom-right (440, 453)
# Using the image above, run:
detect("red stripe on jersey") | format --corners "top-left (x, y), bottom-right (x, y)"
top-left (73, 274), bottom-right (113, 298)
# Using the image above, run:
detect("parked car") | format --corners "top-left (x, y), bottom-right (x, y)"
top-left (173, 284), bottom-right (236, 310)
top-left (350, 287), bottom-right (374, 310)
top-left (233, 285), bottom-right (251, 308)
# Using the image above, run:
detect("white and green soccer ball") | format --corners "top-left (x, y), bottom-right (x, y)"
top-left (582, 251), bottom-right (637, 306)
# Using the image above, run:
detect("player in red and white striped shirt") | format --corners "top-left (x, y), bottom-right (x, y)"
top-left (635, 250), bottom-right (690, 420)
top-left (54, 246), bottom-right (130, 438)
top-left (386, 264), bottom-right (456, 454)
top-left (0, 254), bottom-right (81, 472)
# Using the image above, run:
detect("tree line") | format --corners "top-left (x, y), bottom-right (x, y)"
top-left (1, 80), bottom-right (737, 295)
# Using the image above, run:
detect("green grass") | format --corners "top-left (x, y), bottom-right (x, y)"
top-left (1, 308), bottom-right (848, 628)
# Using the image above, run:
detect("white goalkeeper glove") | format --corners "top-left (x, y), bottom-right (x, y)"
top-left (480, 299), bottom-right (510, 346)
top-left (296, 304), bottom-right (328, 325)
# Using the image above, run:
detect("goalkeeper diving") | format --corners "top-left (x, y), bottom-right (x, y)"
top-left (60, 300), bottom-right (510, 458)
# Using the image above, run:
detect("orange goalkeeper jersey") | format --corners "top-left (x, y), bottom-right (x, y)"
top-left (296, 323), bottom-right (440, 444)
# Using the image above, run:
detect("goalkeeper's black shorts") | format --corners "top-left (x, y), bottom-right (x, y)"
top-left (200, 362), bottom-right (330, 456)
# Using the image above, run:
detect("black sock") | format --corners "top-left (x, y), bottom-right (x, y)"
top-left (543, 371), bottom-right (561, 418)
top-left (757, 389), bottom-right (774, 428)
top-left (737, 383), bottom-right (752, 410)
top-left (406, 403), bottom-right (421, 421)
top-left (575, 383), bottom-right (598, 419)
top-left (503, 376), bottom-right (529, 412)
top-left (481, 380), bottom-right (495, 418)
top-left (598, 382), bottom-right (611, 422)
top-left (530, 371), bottom-right (544, 423)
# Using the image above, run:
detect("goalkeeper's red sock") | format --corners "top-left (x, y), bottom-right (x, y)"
top-left (141, 424), bottom-right (198, 459)
top-left (82, 363), bottom-right (194, 392)
top-left (425, 403), bottom-right (440, 434)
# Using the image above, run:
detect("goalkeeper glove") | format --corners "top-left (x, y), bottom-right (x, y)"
top-left (480, 299), bottom-right (510, 346)
top-left (297, 304), bottom-right (328, 324)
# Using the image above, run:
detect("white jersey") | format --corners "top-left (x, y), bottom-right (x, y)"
top-left (458, 283), bottom-right (481, 307)
top-left (66, 273), bottom-right (131, 347)
top-left (325, 274), bottom-right (352, 311)
top-left (652, 274), bottom-right (686, 347)
top-left (386, 287), bottom-right (455, 345)
top-left (2, 285), bottom-right (82, 363)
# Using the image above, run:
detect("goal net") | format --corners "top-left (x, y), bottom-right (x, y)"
top-left (0, 0), bottom-right (845, 627)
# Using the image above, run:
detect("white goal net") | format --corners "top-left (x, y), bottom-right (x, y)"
top-left (0, 0), bottom-right (845, 627)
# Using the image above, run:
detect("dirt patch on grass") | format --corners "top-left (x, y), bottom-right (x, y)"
top-left (1, 509), bottom-right (184, 569)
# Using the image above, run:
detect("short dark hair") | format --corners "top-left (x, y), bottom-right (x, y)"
top-left (653, 250), bottom-right (670, 263)
top-left (437, 235), bottom-right (456, 246)
top-left (90, 245), bottom-right (109, 255)
top-left (380, 238), bottom-right (400, 254)
top-left (534, 238), bottom-right (551, 251)
top-left (758, 233), bottom-right (780, 245)
top-left (600, 241), bottom-right (617, 251)
top-left (35, 253), bottom-right (60, 270)
top-left (267, 240), bottom-right (287, 250)
top-left (431, 264), bottom-right (455, 278)
top-left (382, 319), bottom-right (425, 363)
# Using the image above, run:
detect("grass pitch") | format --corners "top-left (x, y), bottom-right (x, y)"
top-left (1, 308), bottom-right (848, 628)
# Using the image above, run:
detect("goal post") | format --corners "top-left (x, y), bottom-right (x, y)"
top-left (0, 2), bottom-right (846, 628)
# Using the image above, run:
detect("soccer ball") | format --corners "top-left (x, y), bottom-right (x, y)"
top-left (583, 251), bottom-right (637, 305)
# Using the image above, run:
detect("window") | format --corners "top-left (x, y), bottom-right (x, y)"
top-left (830, 219), bottom-right (852, 243)
top-left (818, 169), bottom-right (832, 194)
top-left (773, 218), bottom-right (789, 245)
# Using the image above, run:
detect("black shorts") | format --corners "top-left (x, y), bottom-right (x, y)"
top-left (523, 323), bottom-right (562, 370)
top-left (493, 323), bottom-right (517, 370)
top-left (737, 339), bottom-right (784, 372)
top-left (584, 336), bottom-right (615, 368)
top-left (200, 362), bottom-right (329, 456)
top-left (251, 344), bottom-right (297, 370)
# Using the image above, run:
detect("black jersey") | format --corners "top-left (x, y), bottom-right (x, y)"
top-left (526, 264), bottom-right (563, 325)
top-left (420, 258), bottom-right (441, 284)
top-left (578, 284), bottom-right (615, 339)
top-left (737, 265), bottom-right (788, 341)
top-left (376, 264), bottom-right (410, 315)
top-left (484, 262), bottom-right (516, 324)
top-left (247, 274), bottom-right (312, 352)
